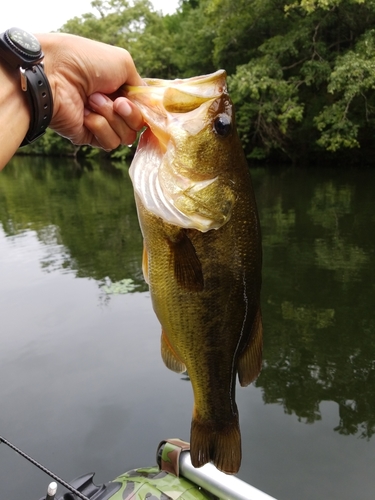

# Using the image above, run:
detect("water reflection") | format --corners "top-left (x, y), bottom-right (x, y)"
top-left (1, 159), bottom-right (375, 494)
top-left (254, 167), bottom-right (375, 439)
top-left (0, 156), bottom-right (146, 289)
top-left (308, 182), bottom-right (369, 282)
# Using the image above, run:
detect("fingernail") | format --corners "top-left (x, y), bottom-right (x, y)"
top-left (84, 107), bottom-right (90, 116)
top-left (89, 93), bottom-right (107, 107)
top-left (116, 99), bottom-right (132, 117)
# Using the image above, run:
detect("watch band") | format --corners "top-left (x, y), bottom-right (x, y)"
top-left (0, 28), bottom-right (54, 147)
top-left (20, 65), bottom-right (54, 146)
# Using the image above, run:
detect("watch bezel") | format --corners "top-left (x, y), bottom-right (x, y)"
top-left (0, 27), bottom-right (44, 68)
top-left (7, 27), bottom-right (42, 58)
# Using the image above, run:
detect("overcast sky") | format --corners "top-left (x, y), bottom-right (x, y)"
top-left (0, 0), bottom-right (179, 33)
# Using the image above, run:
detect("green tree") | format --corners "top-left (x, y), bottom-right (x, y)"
top-left (20, 129), bottom-right (79, 157)
top-left (61, 0), bottom-right (176, 77)
top-left (205, 0), bottom-right (375, 162)
top-left (21, 0), bottom-right (375, 163)
top-left (166, 0), bottom-right (216, 77)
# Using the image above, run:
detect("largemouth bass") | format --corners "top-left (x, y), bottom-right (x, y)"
top-left (124, 70), bottom-right (262, 474)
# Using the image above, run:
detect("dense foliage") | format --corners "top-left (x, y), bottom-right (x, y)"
top-left (24, 0), bottom-right (375, 164)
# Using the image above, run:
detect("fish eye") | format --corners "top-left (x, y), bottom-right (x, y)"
top-left (213, 114), bottom-right (232, 137)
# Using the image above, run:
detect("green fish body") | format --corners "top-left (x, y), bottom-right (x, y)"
top-left (124, 71), bottom-right (263, 474)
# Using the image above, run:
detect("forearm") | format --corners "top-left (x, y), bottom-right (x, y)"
top-left (0, 31), bottom-right (143, 169)
top-left (0, 65), bottom-right (30, 170)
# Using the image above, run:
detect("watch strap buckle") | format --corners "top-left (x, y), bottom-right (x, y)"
top-left (20, 67), bottom-right (27, 91)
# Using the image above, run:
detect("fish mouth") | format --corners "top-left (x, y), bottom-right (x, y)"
top-left (123, 70), bottom-right (227, 148)
top-left (123, 70), bottom-right (227, 101)
top-left (123, 70), bottom-right (235, 232)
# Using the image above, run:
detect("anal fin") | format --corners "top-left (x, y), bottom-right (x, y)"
top-left (238, 307), bottom-right (263, 387)
top-left (161, 330), bottom-right (186, 373)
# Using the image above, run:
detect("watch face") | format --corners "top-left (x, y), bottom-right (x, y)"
top-left (7, 27), bottom-right (41, 57)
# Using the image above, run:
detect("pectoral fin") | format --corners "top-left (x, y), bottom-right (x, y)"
top-left (142, 243), bottom-right (149, 284)
top-left (169, 230), bottom-right (204, 292)
top-left (161, 330), bottom-right (186, 373)
top-left (238, 308), bottom-right (263, 387)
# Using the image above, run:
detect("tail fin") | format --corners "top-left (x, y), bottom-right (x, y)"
top-left (190, 413), bottom-right (241, 474)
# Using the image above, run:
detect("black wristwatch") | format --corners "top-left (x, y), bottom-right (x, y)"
top-left (0, 27), bottom-right (53, 147)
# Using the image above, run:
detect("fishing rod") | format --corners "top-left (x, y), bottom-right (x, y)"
top-left (0, 436), bottom-right (90, 500)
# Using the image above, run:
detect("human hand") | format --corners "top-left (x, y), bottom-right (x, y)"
top-left (37, 33), bottom-right (144, 150)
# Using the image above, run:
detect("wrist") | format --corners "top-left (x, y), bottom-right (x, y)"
top-left (1, 61), bottom-right (30, 116)
top-left (35, 33), bottom-right (85, 128)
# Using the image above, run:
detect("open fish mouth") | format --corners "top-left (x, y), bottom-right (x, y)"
top-left (124, 70), bottom-right (226, 109)
top-left (123, 70), bottom-right (236, 232)
top-left (124, 70), bottom-right (227, 150)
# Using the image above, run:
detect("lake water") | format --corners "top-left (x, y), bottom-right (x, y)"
top-left (0, 156), bottom-right (375, 500)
